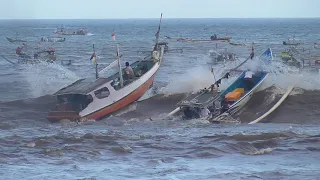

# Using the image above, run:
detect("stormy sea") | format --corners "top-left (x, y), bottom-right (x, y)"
top-left (1, 18), bottom-right (320, 180)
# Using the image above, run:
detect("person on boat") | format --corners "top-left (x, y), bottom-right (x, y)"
top-left (250, 46), bottom-right (255, 59)
top-left (210, 34), bottom-right (217, 40)
top-left (16, 46), bottom-right (30, 59)
top-left (16, 47), bottom-right (22, 55)
top-left (124, 62), bottom-right (134, 79)
top-left (220, 97), bottom-right (230, 114)
top-left (33, 52), bottom-right (39, 59)
top-left (199, 107), bottom-right (210, 118)
top-left (211, 100), bottom-right (222, 115)
top-left (244, 69), bottom-right (254, 90)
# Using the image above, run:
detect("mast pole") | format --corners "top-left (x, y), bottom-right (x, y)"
top-left (155, 13), bottom-right (163, 48)
top-left (112, 31), bottom-right (124, 88)
top-left (116, 44), bottom-right (124, 88)
top-left (93, 44), bottom-right (99, 79)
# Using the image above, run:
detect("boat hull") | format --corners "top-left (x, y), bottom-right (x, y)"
top-left (177, 71), bottom-right (268, 120)
top-left (6, 37), bottom-right (26, 43)
top-left (86, 73), bottom-right (156, 120)
top-left (47, 74), bottom-right (156, 123)
top-left (47, 111), bottom-right (80, 123)
top-left (226, 73), bottom-right (268, 115)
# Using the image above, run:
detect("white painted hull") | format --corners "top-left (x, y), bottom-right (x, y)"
top-left (79, 47), bottom-right (165, 119)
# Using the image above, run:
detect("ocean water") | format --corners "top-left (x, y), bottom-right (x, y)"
top-left (1, 18), bottom-right (320, 180)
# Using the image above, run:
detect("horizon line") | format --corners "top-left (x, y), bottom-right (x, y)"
top-left (0, 17), bottom-right (319, 20)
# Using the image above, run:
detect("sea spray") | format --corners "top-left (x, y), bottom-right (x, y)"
top-left (21, 62), bottom-right (80, 97)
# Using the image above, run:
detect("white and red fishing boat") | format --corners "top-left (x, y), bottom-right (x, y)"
top-left (47, 14), bottom-right (164, 123)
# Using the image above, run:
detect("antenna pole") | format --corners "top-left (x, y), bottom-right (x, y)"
top-left (93, 44), bottom-right (99, 79)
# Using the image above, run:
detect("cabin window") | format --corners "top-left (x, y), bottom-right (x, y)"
top-left (94, 87), bottom-right (110, 99)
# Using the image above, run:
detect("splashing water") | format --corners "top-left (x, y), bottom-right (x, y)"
top-left (20, 62), bottom-right (80, 97)
top-left (159, 66), bottom-right (216, 95)
top-left (243, 58), bottom-right (320, 90)
top-left (160, 54), bottom-right (320, 97)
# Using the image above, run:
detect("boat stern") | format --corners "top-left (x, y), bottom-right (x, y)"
top-left (46, 93), bottom-right (92, 123)
top-left (47, 111), bottom-right (81, 123)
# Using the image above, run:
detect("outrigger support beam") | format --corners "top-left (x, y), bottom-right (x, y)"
top-left (248, 85), bottom-right (294, 124)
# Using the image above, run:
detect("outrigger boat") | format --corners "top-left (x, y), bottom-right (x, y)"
top-left (2, 48), bottom-right (57, 65)
top-left (169, 48), bottom-right (272, 122)
top-left (283, 41), bottom-right (301, 46)
top-left (6, 37), bottom-right (27, 43)
top-left (137, 42), bottom-right (183, 55)
top-left (6, 33), bottom-right (27, 43)
top-left (229, 42), bottom-right (246, 46)
top-left (165, 35), bottom-right (231, 43)
top-left (40, 37), bottom-right (66, 42)
top-left (283, 37), bottom-right (302, 46)
top-left (54, 26), bottom-right (88, 36)
top-left (209, 49), bottom-right (236, 63)
top-left (177, 37), bottom-right (231, 43)
top-left (47, 14), bottom-right (165, 123)
top-left (176, 71), bottom-right (268, 122)
top-left (280, 51), bottom-right (301, 67)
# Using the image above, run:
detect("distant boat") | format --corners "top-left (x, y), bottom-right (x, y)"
top-left (177, 37), bottom-right (231, 43)
top-left (40, 37), bottom-right (66, 42)
top-left (54, 26), bottom-right (88, 36)
top-left (210, 34), bottom-right (232, 41)
top-left (6, 37), bottom-right (26, 43)
top-left (137, 42), bottom-right (183, 55)
top-left (283, 41), bottom-right (301, 46)
top-left (229, 42), bottom-right (246, 46)
top-left (209, 49), bottom-right (236, 63)
top-left (165, 35), bottom-right (231, 43)
top-left (283, 36), bottom-right (302, 46)
top-left (2, 48), bottom-right (57, 65)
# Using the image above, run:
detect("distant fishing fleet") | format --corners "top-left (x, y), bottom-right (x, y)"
top-left (2, 15), bottom-right (319, 124)
top-left (3, 26), bottom-right (87, 65)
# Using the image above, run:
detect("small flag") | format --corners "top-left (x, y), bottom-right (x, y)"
top-left (111, 31), bottom-right (115, 41)
top-left (90, 52), bottom-right (96, 64)
top-left (259, 48), bottom-right (273, 64)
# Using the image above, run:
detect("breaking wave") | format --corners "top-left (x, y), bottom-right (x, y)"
top-left (1, 51), bottom-right (320, 126)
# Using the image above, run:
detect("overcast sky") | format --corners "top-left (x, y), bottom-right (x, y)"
top-left (0, 0), bottom-right (318, 19)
